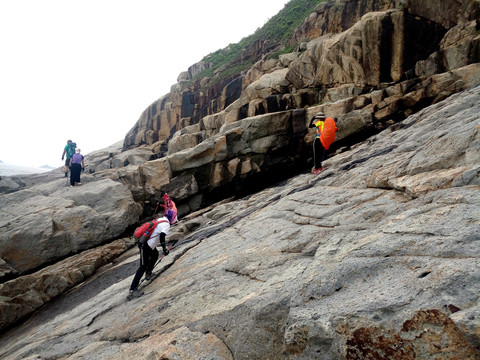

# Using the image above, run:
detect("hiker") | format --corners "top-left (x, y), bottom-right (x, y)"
top-left (309, 112), bottom-right (338, 174)
top-left (61, 140), bottom-right (76, 177)
top-left (128, 210), bottom-right (175, 298)
top-left (69, 148), bottom-right (85, 187)
top-left (160, 192), bottom-right (178, 224)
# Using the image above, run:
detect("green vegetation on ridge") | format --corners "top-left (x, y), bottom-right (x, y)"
top-left (193, 0), bottom-right (321, 83)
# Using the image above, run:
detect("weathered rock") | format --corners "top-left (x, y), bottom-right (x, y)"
top-left (166, 110), bottom-right (308, 197)
top-left (286, 9), bottom-right (446, 89)
top-left (138, 158), bottom-right (172, 195)
top-left (288, 0), bottom-right (403, 46)
top-left (0, 178), bottom-right (142, 278)
top-left (168, 134), bottom-right (227, 172)
top-left (85, 140), bottom-right (123, 172)
top-left (0, 238), bottom-right (132, 333)
top-left (94, 165), bottom-right (146, 202)
top-left (405, 0), bottom-right (480, 29)
top-left (87, 144), bottom-right (154, 172)
top-left (117, 0), bottom-right (480, 210)
top-left (1, 1), bottom-right (480, 357)
top-left (110, 146), bottom-right (153, 168)
top-left (0, 83), bottom-right (478, 360)
top-left (167, 123), bottom-right (206, 154)
top-left (0, 176), bottom-right (25, 194)
top-left (245, 68), bottom-right (290, 100)
top-left (177, 61), bottom-right (214, 82)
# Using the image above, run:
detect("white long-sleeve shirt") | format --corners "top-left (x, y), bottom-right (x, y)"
top-left (147, 216), bottom-right (170, 249)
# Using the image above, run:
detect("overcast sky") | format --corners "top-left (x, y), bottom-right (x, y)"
top-left (0, 0), bottom-right (288, 168)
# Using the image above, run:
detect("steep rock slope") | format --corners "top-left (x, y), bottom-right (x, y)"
top-left (1, 85), bottom-right (478, 359)
top-left (1, 0), bottom-right (480, 337)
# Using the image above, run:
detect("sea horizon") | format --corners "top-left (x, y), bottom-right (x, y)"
top-left (0, 162), bottom-right (55, 176)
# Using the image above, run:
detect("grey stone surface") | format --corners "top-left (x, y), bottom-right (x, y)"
top-left (0, 178), bottom-right (142, 277)
top-left (1, 86), bottom-right (478, 359)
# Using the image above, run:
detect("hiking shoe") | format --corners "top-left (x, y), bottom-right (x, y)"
top-left (163, 249), bottom-right (169, 256)
top-left (145, 272), bottom-right (152, 281)
top-left (129, 290), bottom-right (144, 298)
top-left (311, 167), bottom-right (323, 174)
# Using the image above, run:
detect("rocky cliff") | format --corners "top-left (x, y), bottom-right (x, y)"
top-left (0, 0), bottom-right (480, 358)
top-left (1, 83), bottom-right (479, 359)
top-left (118, 0), bottom-right (480, 215)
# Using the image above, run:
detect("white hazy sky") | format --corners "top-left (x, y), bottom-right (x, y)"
top-left (0, 0), bottom-right (288, 168)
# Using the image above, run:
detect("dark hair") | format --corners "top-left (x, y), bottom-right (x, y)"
top-left (166, 210), bottom-right (175, 224)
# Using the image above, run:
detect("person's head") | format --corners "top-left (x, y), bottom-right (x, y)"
top-left (165, 210), bottom-right (175, 224)
top-left (76, 148), bottom-right (81, 153)
top-left (67, 139), bottom-right (72, 144)
top-left (314, 112), bottom-right (326, 120)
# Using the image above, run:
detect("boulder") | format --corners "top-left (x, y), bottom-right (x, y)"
top-left (0, 179), bottom-right (142, 278)
top-left (138, 158), bottom-right (172, 196)
top-left (0, 176), bottom-right (25, 194)
top-left (168, 135), bottom-right (228, 173)
top-left (0, 238), bottom-right (132, 332)
top-left (85, 140), bottom-right (123, 172)
top-left (166, 110), bottom-right (307, 196)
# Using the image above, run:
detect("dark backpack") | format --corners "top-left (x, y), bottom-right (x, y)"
top-left (133, 219), bottom-right (168, 246)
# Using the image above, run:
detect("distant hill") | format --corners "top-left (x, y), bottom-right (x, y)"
top-left (0, 163), bottom-right (52, 176)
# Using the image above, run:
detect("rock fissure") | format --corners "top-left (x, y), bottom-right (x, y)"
top-left (339, 146), bottom-right (398, 172)
top-left (224, 268), bottom-right (265, 282)
top-left (131, 241), bottom-right (202, 293)
top-left (87, 305), bottom-right (115, 327)
top-left (349, 254), bottom-right (478, 261)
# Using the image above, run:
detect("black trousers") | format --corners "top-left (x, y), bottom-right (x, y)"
top-left (130, 244), bottom-right (159, 291)
top-left (70, 163), bottom-right (82, 186)
top-left (313, 137), bottom-right (325, 169)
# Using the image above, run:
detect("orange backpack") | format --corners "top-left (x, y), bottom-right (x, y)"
top-left (320, 117), bottom-right (337, 150)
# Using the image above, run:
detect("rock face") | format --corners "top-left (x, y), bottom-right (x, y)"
top-left (115, 0), bottom-right (480, 215)
top-left (0, 84), bottom-right (479, 359)
top-left (0, 177), bottom-right (142, 278)
top-left (3, 0), bottom-right (478, 214)
top-left (0, 238), bottom-right (132, 333)
top-left (0, 0), bottom-right (480, 357)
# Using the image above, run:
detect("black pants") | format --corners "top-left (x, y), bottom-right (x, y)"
top-left (70, 163), bottom-right (82, 186)
top-left (130, 244), bottom-right (159, 291)
top-left (313, 137), bottom-right (325, 169)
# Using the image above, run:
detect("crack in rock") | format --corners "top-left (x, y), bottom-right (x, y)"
top-left (225, 268), bottom-right (265, 282)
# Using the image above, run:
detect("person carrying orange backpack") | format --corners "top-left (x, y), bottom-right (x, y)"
top-left (309, 112), bottom-right (338, 174)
